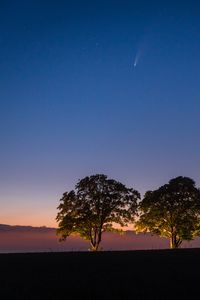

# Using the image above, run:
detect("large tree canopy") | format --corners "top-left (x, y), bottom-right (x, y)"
top-left (56, 174), bottom-right (140, 251)
top-left (136, 176), bottom-right (200, 248)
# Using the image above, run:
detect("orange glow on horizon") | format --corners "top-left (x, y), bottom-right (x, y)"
top-left (0, 215), bottom-right (135, 230)
top-left (0, 213), bottom-right (57, 228)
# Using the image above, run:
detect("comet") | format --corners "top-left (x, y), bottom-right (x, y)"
top-left (133, 51), bottom-right (141, 68)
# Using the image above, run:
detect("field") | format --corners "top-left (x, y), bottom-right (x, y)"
top-left (0, 249), bottom-right (199, 299)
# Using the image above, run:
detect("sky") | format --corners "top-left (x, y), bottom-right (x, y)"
top-left (0, 1), bottom-right (200, 227)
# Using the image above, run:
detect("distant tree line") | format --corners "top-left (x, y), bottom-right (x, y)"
top-left (56, 174), bottom-right (200, 251)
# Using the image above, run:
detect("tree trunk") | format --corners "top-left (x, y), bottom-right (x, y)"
top-left (170, 233), bottom-right (182, 249)
top-left (90, 228), bottom-right (102, 251)
top-left (170, 236), bottom-right (176, 249)
top-left (90, 243), bottom-right (99, 251)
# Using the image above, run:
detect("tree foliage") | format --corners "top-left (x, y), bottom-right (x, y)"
top-left (136, 176), bottom-right (200, 248)
top-left (56, 174), bottom-right (140, 251)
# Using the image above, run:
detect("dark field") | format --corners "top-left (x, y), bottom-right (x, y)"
top-left (0, 249), bottom-right (200, 300)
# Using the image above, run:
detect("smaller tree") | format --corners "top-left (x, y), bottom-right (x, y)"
top-left (56, 174), bottom-right (140, 251)
top-left (136, 176), bottom-right (200, 249)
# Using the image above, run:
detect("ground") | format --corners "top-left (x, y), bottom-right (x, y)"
top-left (0, 249), bottom-right (199, 299)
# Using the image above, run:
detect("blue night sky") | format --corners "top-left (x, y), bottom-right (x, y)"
top-left (0, 1), bottom-right (200, 226)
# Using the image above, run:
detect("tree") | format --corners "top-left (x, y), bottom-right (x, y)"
top-left (56, 174), bottom-right (140, 251)
top-left (135, 176), bottom-right (200, 248)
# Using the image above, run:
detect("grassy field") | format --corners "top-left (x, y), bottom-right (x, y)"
top-left (0, 249), bottom-right (199, 299)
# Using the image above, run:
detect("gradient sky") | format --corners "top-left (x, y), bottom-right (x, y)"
top-left (1, 1), bottom-right (200, 227)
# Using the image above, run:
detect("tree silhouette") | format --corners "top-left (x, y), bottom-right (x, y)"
top-left (56, 174), bottom-right (140, 251)
top-left (136, 176), bottom-right (200, 248)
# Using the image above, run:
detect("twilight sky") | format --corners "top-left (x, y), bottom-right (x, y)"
top-left (0, 1), bottom-right (200, 227)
